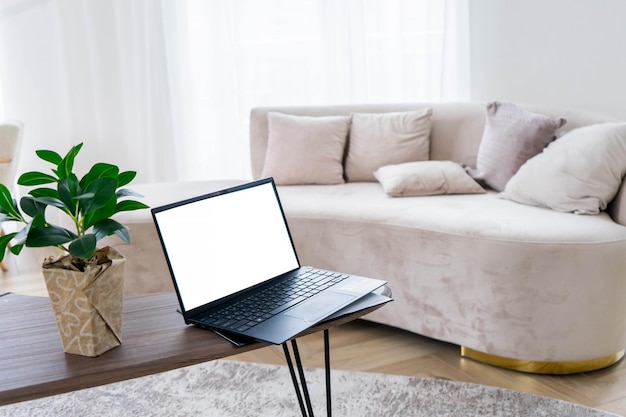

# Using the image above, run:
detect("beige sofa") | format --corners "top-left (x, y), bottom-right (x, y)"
top-left (118, 102), bottom-right (626, 374)
top-left (248, 102), bottom-right (626, 374)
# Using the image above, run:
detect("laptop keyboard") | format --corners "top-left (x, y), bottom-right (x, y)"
top-left (198, 267), bottom-right (349, 333)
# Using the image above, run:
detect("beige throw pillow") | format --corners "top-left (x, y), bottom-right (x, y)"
top-left (466, 102), bottom-right (567, 191)
top-left (261, 112), bottom-right (351, 185)
top-left (345, 109), bottom-right (433, 182)
top-left (500, 122), bottom-right (626, 214)
top-left (374, 160), bottom-right (486, 197)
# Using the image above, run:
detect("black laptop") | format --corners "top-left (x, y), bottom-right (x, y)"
top-left (151, 177), bottom-right (387, 344)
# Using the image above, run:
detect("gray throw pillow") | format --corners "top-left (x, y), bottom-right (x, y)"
top-left (466, 102), bottom-right (566, 191)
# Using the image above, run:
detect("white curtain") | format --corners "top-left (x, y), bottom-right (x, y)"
top-left (0, 0), bottom-right (177, 184)
top-left (0, 0), bottom-right (469, 183)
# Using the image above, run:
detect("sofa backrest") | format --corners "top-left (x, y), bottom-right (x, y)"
top-left (249, 102), bottom-right (616, 180)
top-left (249, 102), bottom-right (626, 224)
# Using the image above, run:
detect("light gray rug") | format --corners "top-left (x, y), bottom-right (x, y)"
top-left (0, 360), bottom-right (619, 417)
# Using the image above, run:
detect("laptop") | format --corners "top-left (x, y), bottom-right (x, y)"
top-left (151, 177), bottom-right (387, 344)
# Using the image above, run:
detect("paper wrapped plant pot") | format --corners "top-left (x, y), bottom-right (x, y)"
top-left (42, 247), bottom-right (125, 357)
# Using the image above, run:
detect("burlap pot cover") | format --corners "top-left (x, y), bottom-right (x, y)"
top-left (42, 246), bottom-right (125, 357)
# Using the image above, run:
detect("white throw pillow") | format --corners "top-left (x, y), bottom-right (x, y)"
top-left (261, 112), bottom-right (351, 185)
top-left (345, 109), bottom-right (433, 182)
top-left (500, 122), bottom-right (626, 214)
top-left (374, 160), bottom-right (486, 197)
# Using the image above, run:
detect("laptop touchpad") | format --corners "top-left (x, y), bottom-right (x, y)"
top-left (285, 292), bottom-right (355, 322)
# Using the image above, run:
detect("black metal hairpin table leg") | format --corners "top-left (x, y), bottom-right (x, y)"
top-left (282, 329), bottom-right (332, 417)
top-left (324, 329), bottom-right (331, 417)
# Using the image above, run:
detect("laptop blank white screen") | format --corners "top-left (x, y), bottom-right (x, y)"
top-left (153, 181), bottom-right (300, 312)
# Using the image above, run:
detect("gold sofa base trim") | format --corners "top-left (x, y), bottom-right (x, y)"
top-left (461, 347), bottom-right (625, 374)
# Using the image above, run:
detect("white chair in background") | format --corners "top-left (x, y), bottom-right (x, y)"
top-left (0, 120), bottom-right (24, 272)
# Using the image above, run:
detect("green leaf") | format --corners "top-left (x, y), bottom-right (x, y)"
top-left (0, 183), bottom-right (20, 219)
top-left (116, 188), bottom-right (144, 199)
top-left (117, 171), bottom-right (137, 188)
top-left (35, 149), bottom-right (63, 165)
top-left (114, 227), bottom-right (131, 243)
top-left (20, 196), bottom-right (47, 218)
top-left (32, 196), bottom-right (67, 211)
top-left (28, 187), bottom-right (59, 199)
top-left (25, 225), bottom-right (76, 247)
top-left (10, 243), bottom-right (23, 256)
top-left (57, 175), bottom-right (81, 216)
top-left (73, 192), bottom-right (95, 201)
top-left (12, 222), bottom-right (30, 245)
top-left (115, 199), bottom-right (149, 213)
top-left (92, 218), bottom-right (128, 242)
top-left (80, 177), bottom-right (117, 214)
top-left (82, 196), bottom-right (117, 230)
top-left (68, 234), bottom-right (97, 260)
top-left (80, 163), bottom-right (120, 189)
top-left (18, 171), bottom-right (58, 186)
top-left (58, 143), bottom-right (83, 180)
top-left (0, 232), bottom-right (16, 262)
top-left (30, 213), bottom-right (47, 228)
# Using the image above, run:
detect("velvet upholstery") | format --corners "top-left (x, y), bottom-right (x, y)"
top-left (247, 102), bottom-right (626, 364)
top-left (275, 184), bottom-right (626, 362)
top-left (116, 102), bottom-right (626, 366)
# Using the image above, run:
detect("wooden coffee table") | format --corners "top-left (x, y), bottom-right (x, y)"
top-left (0, 290), bottom-right (385, 410)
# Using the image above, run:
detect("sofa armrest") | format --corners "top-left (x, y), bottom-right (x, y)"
top-left (608, 180), bottom-right (626, 226)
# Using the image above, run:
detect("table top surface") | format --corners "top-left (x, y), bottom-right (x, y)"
top-left (0, 290), bottom-right (383, 406)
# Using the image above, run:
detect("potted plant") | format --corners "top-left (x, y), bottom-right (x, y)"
top-left (0, 143), bottom-right (149, 356)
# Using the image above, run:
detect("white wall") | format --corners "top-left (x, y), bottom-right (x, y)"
top-left (469, 0), bottom-right (626, 120)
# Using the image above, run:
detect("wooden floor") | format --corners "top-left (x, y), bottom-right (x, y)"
top-left (1, 254), bottom-right (625, 416)
top-left (230, 322), bottom-right (626, 416)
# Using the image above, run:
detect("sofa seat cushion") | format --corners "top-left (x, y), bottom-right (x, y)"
top-left (276, 183), bottom-right (626, 244)
top-left (276, 182), bottom-right (626, 362)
